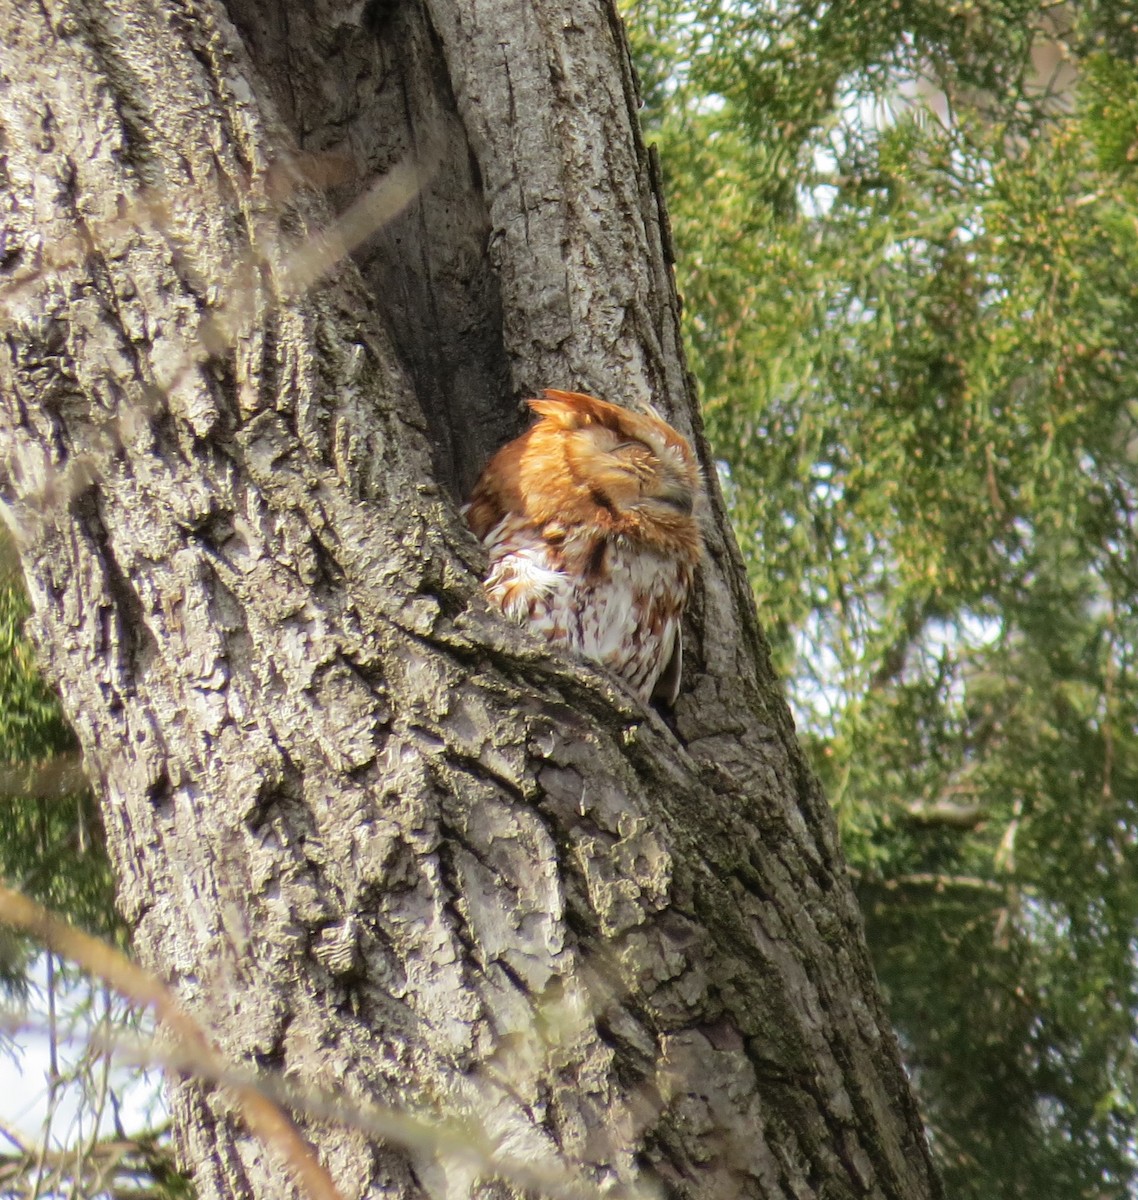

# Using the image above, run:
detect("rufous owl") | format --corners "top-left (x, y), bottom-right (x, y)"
top-left (465, 389), bottom-right (703, 703)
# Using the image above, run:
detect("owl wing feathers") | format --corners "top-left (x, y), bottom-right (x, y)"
top-left (653, 618), bottom-right (683, 707)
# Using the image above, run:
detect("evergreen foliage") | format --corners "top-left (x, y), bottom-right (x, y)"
top-left (0, 539), bottom-right (119, 979)
top-left (0, 554), bottom-right (172, 1195)
top-left (625, 1), bottom-right (1138, 1195)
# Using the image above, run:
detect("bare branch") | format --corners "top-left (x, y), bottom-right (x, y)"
top-left (0, 885), bottom-right (343, 1200)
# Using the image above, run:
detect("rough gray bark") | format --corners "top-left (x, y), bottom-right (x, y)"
top-left (0, 2), bottom-right (942, 1199)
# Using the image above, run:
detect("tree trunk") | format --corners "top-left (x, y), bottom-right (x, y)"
top-left (0, 1), bottom-right (941, 1198)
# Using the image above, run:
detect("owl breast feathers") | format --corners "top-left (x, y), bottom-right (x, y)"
top-left (465, 389), bottom-right (704, 704)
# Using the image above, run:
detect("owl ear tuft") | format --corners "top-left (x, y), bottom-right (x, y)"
top-left (528, 389), bottom-right (623, 430)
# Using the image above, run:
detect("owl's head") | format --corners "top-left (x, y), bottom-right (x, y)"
top-left (461, 389), bottom-right (704, 563)
top-left (528, 387), bottom-right (701, 524)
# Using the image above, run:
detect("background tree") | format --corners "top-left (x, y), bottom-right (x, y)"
top-left (0, 546), bottom-right (184, 1198)
top-left (0, 2), bottom-right (938, 1199)
top-left (0, 550), bottom-right (114, 953)
top-left (622, 1), bottom-right (1138, 1196)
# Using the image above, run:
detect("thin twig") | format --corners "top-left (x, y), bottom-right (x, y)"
top-left (0, 884), bottom-right (344, 1200)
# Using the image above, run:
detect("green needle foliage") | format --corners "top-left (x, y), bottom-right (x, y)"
top-left (0, 544), bottom-right (178, 1199)
top-left (625, 1), bottom-right (1138, 1195)
top-left (0, 537), bottom-right (120, 982)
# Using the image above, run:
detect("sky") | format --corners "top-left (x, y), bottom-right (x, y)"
top-left (0, 954), bottom-right (165, 1149)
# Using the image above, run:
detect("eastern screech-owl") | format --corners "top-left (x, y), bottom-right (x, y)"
top-left (465, 389), bottom-right (704, 703)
